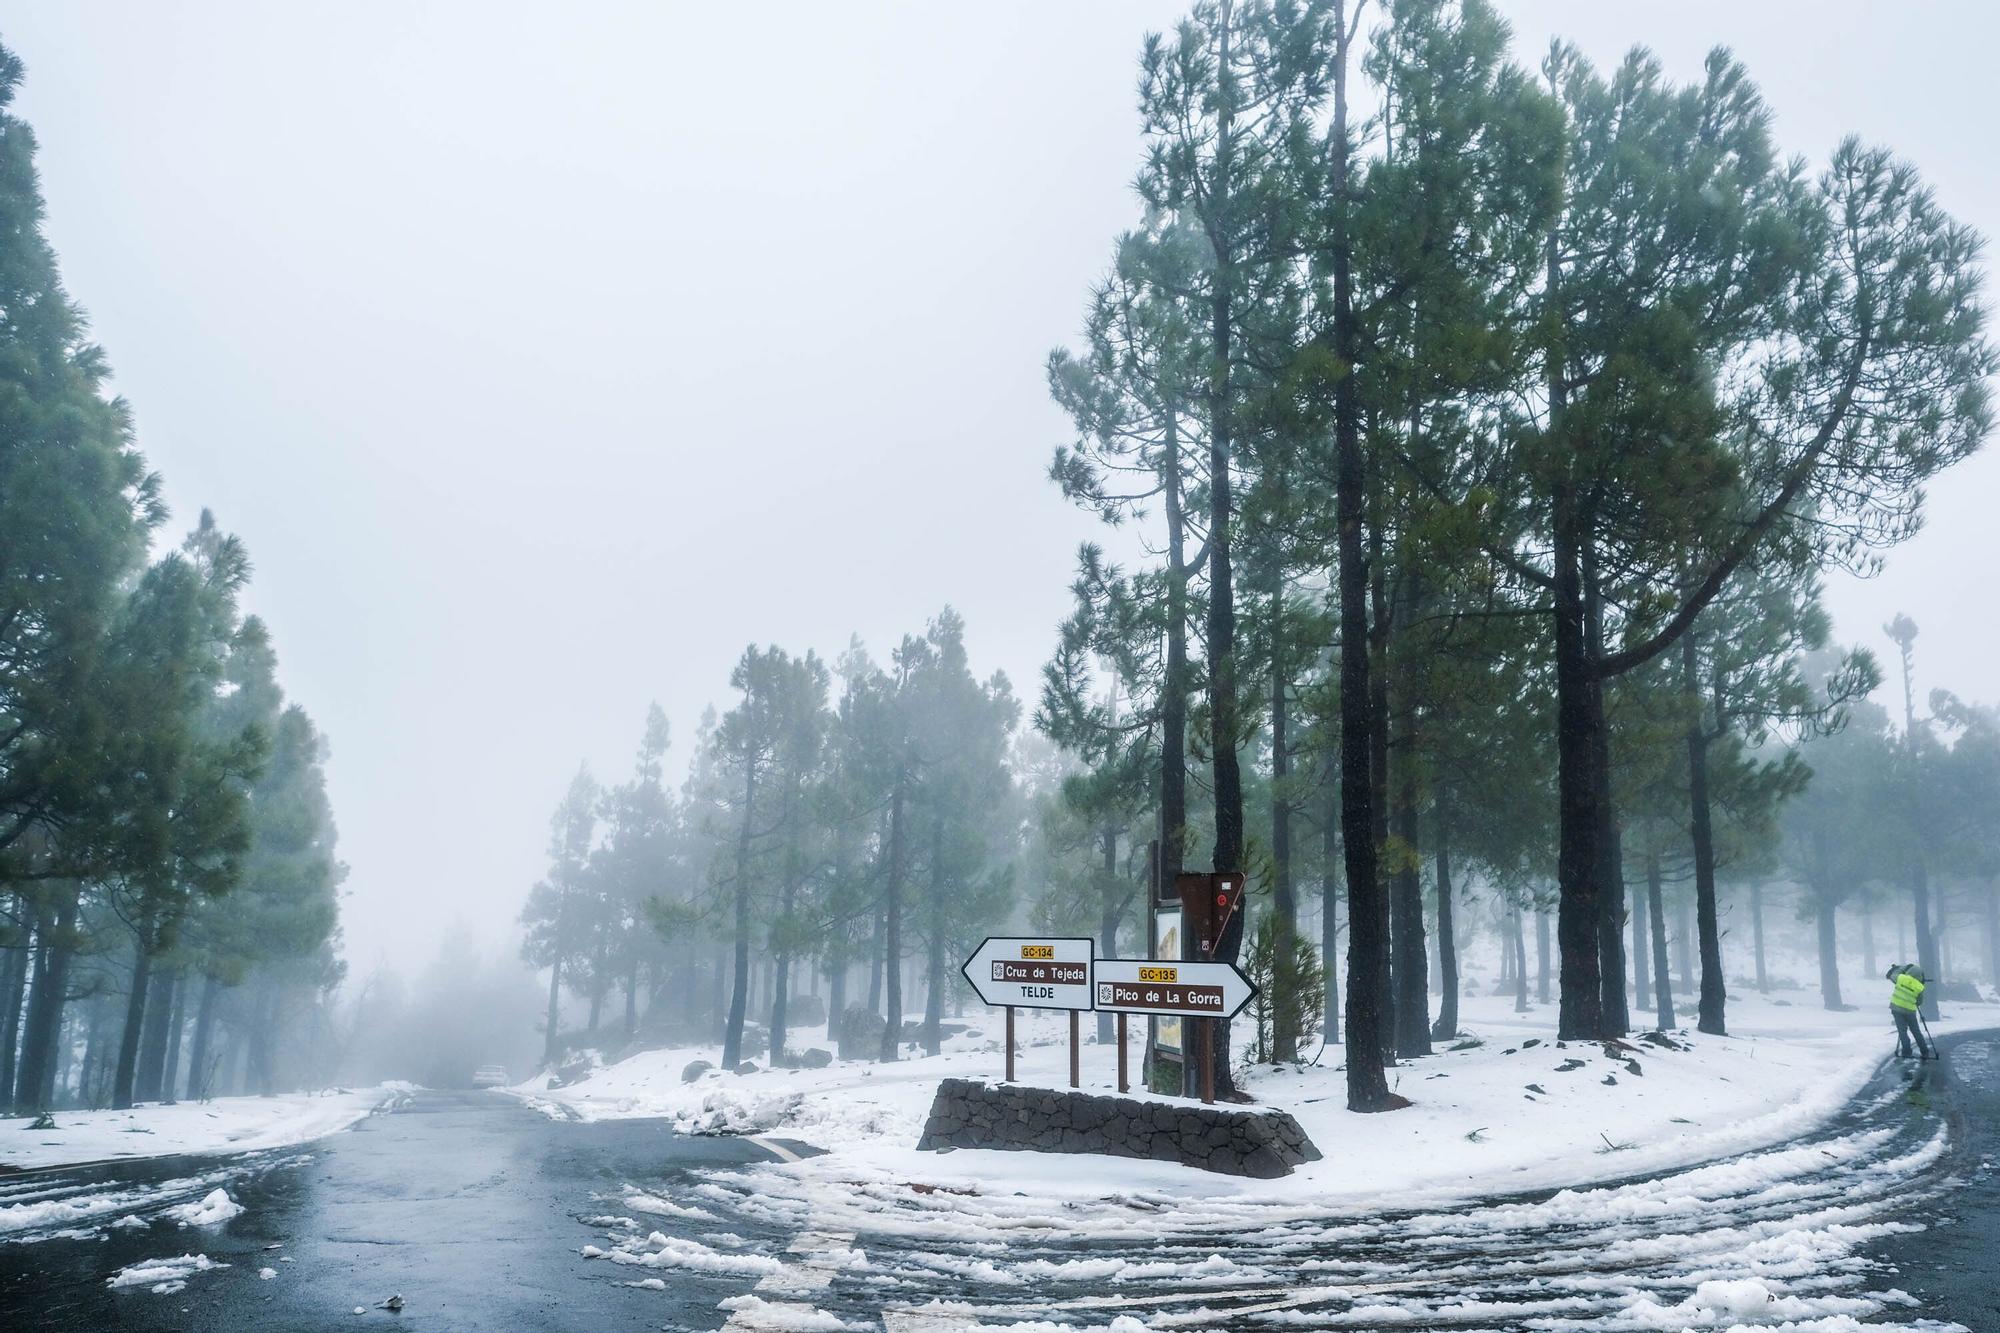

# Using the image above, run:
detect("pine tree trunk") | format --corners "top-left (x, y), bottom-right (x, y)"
top-left (78, 1005), bottom-right (100, 1110)
top-left (1548, 183), bottom-right (1605, 1042)
top-left (113, 933), bottom-right (152, 1110)
top-left (826, 959), bottom-right (846, 1045)
top-left (1368, 513), bottom-right (1395, 1056)
top-left (1863, 903), bottom-right (1877, 977)
top-left (878, 777), bottom-right (906, 1062)
top-left (1389, 662), bottom-right (1430, 1058)
top-left (624, 958), bottom-right (639, 1037)
top-left (13, 887), bottom-right (75, 1111)
top-left (921, 815), bottom-right (946, 1059)
top-left (1751, 884), bottom-right (1769, 993)
top-left (1817, 899), bottom-right (1843, 1009)
top-left (1161, 403), bottom-right (1192, 1084)
top-left (1536, 907), bottom-right (1550, 1005)
top-left (1632, 881), bottom-right (1650, 1014)
top-left (866, 891), bottom-right (884, 1015)
top-left (542, 955), bottom-right (563, 1065)
top-left (1646, 849), bottom-right (1675, 1030)
top-left (186, 975), bottom-right (221, 1101)
top-left (135, 966), bottom-right (178, 1102)
top-left (1682, 634), bottom-right (1728, 1035)
top-left (1511, 909), bottom-right (1528, 1014)
top-left (1553, 534), bottom-right (1604, 1040)
top-left (1431, 800), bottom-right (1458, 1041)
top-left (1097, 824), bottom-right (1118, 1045)
top-left (162, 975), bottom-right (188, 1101)
top-left (248, 985), bottom-right (279, 1096)
top-left (1319, 761), bottom-right (1341, 1045)
top-left (0, 909), bottom-right (29, 1111)
top-left (722, 752), bottom-right (758, 1070)
top-left (1583, 544), bottom-right (1629, 1038)
top-left (1911, 860), bottom-right (1940, 1019)
top-left (1331, 2), bottom-right (1390, 1111)
top-left (1983, 882), bottom-right (1999, 987)
top-left (1271, 644), bottom-right (1298, 1061)
top-left (18, 904), bottom-right (75, 1112)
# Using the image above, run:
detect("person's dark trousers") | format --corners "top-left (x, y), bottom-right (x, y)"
top-left (1893, 1008), bottom-right (1932, 1058)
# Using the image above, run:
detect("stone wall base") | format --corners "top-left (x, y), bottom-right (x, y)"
top-left (915, 1078), bottom-right (1322, 1178)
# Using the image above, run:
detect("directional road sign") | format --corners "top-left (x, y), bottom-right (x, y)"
top-left (1092, 958), bottom-right (1257, 1021)
top-left (962, 937), bottom-right (1095, 1011)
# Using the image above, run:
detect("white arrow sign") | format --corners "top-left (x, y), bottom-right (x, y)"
top-left (1092, 958), bottom-right (1258, 1020)
top-left (961, 937), bottom-right (1095, 1012)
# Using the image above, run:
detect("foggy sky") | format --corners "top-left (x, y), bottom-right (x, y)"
top-left (8, 2), bottom-right (1996, 981)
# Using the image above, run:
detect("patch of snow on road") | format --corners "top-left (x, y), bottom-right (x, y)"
top-left (106, 1252), bottom-right (227, 1295)
top-left (166, 1187), bottom-right (243, 1227)
top-left (715, 1292), bottom-right (873, 1330)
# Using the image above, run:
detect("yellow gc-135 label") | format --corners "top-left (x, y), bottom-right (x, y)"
top-left (1138, 965), bottom-right (1178, 983)
top-left (1021, 944), bottom-right (1055, 959)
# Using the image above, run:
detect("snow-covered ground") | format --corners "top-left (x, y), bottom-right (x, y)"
top-left (0, 1083), bottom-right (414, 1172)
top-left (547, 988), bottom-right (1992, 1332)
top-left (513, 990), bottom-right (1986, 1206)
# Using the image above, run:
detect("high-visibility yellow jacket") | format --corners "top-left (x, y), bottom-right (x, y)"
top-left (1891, 968), bottom-right (1926, 1013)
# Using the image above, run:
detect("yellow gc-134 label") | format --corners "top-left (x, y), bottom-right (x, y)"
top-left (1021, 944), bottom-right (1055, 959)
top-left (1138, 965), bottom-right (1178, 983)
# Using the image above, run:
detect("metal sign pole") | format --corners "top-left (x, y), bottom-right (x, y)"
top-left (1005, 1006), bottom-right (1016, 1082)
top-left (1201, 1018), bottom-right (1215, 1105)
top-left (1068, 1009), bottom-right (1080, 1089)
top-left (1116, 1012), bottom-right (1129, 1093)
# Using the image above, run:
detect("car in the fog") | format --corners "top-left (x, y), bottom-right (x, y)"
top-left (471, 1064), bottom-right (509, 1087)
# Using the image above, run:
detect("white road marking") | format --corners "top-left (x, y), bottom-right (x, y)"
top-left (746, 1135), bottom-right (803, 1163)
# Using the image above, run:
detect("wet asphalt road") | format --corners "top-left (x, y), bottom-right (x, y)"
top-left (1866, 1030), bottom-right (2000, 1329)
top-left (0, 1090), bottom-right (804, 1331)
top-left (2, 1035), bottom-right (1997, 1331)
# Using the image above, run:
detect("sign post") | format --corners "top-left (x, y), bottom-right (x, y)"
top-left (1116, 1012), bottom-right (1129, 1093)
top-left (1092, 958), bottom-right (1258, 1106)
top-left (962, 937), bottom-right (1095, 1090)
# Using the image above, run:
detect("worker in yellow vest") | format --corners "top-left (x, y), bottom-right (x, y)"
top-left (1886, 963), bottom-right (1932, 1059)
